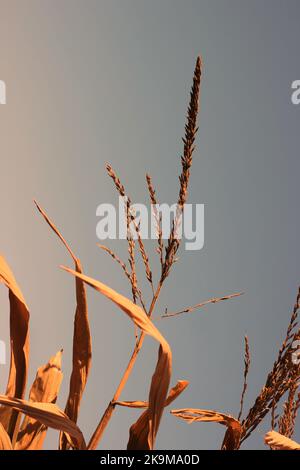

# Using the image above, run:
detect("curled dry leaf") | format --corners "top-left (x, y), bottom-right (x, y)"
top-left (0, 255), bottom-right (30, 443)
top-left (0, 395), bottom-right (86, 450)
top-left (127, 380), bottom-right (189, 450)
top-left (34, 202), bottom-right (92, 449)
top-left (0, 423), bottom-right (12, 450)
top-left (171, 409), bottom-right (242, 450)
top-left (113, 400), bottom-right (148, 409)
top-left (264, 430), bottom-right (300, 450)
top-left (61, 266), bottom-right (172, 450)
top-left (16, 350), bottom-right (63, 450)
top-left (115, 380), bottom-right (189, 410)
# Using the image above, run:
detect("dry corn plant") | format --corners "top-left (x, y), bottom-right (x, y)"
top-left (171, 288), bottom-right (300, 450)
top-left (0, 57), bottom-right (206, 451)
top-left (0, 57), bottom-right (297, 451)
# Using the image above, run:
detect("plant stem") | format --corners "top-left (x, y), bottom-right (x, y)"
top-left (87, 283), bottom-right (162, 450)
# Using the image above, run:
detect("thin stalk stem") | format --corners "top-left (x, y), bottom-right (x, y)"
top-left (87, 283), bottom-right (162, 450)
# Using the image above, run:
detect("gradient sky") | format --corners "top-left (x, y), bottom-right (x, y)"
top-left (0, 0), bottom-right (299, 449)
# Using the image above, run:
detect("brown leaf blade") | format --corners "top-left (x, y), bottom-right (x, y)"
top-left (0, 255), bottom-right (30, 443)
top-left (61, 257), bottom-right (91, 449)
top-left (0, 423), bottom-right (12, 450)
top-left (127, 380), bottom-right (189, 450)
top-left (171, 408), bottom-right (242, 450)
top-left (0, 395), bottom-right (86, 450)
top-left (62, 266), bottom-right (172, 450)
top-left (264, 430), bottom-right (300, 450)
top-left (16, 350), bottom-right (63, 450)
top-left (34, 202), bottom-right (92, 449)
top-left (115, 381), bottom-right (189, 410)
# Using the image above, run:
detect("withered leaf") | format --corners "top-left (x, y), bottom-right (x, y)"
top-left (115, 380), bottom-right (189, 409)
top-left (127, 380), bottom-right (189, 450)
top-left (0, 255), bottom-right (30, 443)
top-left (16, 349), bottom-right (63, 450)
top-left (35, 202), bottom-right (92, 450)
top-left (265, 430), bottom-right (300, 450)
top-left (62, 266), bottom-right (172, 450)
top-left (171, 408), bottom-right (242, 450)
top-left (0, 422), bottom-right (12, 450)
top-left (0, 395), bottom-right (86, 450)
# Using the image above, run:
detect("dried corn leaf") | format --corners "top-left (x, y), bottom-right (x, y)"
top-left (35, 202), bottom-right (92, 449)
top-left (0, 423), bottom-right (12, 450)
top-left (16, 350), bottom-right (63, 450)
top-left (127, 380), bottom-right (189, 450)
top-left (0, 255), bottom-right (30, 443)
top-left (171, 408), bottom-right (242, 450)
top-left (0, 395), bottom-right (86, 450)
top-left (62, 266), bottom-right (172, 450)
top-left (265, 430), bottom-right (300, 450)
top-left (115, 380), bottom-right (189, 409)
top-left (114, 400), bottom-right (148, 409)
